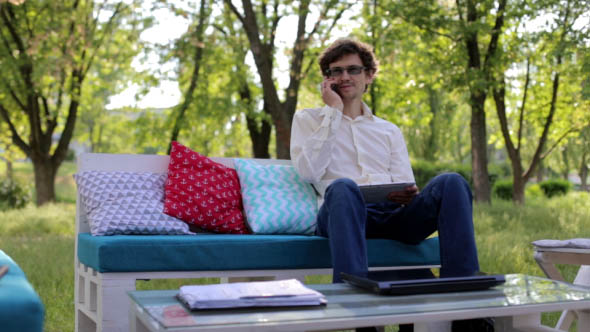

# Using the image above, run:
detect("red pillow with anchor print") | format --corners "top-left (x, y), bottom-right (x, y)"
top-left (163, 141), bottom-right (250, 234)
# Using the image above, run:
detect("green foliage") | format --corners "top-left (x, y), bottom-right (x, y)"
top-left (493, 179), bottom-right (513, 200)
top-left (411, 159), bottom-right (471, 189)
top-left (525, 183), bottom-right (544, 199)
top-left (539, 179), bottom-right (572, 198)
top-left (411, 160), bottom-right (508, 189)
top-left (0, 178), bottom-right (30, 210)
top-left (3, 193), bottom-right (588, 330)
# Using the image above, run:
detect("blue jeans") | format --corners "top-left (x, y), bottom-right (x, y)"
top-left (316, 173), bottom-right (480, 282)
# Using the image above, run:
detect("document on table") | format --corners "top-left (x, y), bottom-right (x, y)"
top-left (177, 279), bottom-right (327, 310)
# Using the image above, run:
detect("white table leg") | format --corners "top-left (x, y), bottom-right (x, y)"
top-left (129, 302), bottom-right (152, 332)
top-left (496, 313), bottom-right (575, 332)
top-left (578, 309), bottom-right (590, 331)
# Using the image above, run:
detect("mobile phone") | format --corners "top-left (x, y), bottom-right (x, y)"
top-left (330, 84), bottom-right (340, 95)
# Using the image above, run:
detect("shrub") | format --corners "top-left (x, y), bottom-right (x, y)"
top-left (525, 183), bottom-right (543, 199)
top-left (493, 179), bottom-right (513, 200)
top-left (0, 178), bottom-right (31, 210)
top-left (411, 159), bottom-right (502, 189)
top-left (539, 179), bottom-right (572, 198)
top-left (65, 149), bottom-right (76, 161)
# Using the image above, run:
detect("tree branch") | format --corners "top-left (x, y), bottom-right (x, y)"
top-left (539, 128), bottom-right (577, 161)
top-left (455, 0), bottom-right (465, 21)
top-left (0, 103), bottom-right (31, 156)
top-left (523, 0), bottom-right (572, 180)
top-left (492, 73), bottom-right (519, 165)
top-left (22, 1), bottom-right (34, 40)
top-left (268, 0), bottom-right (280, 52)
top-left (168, 0), bottom-right (209, 151)
top-left (517, 56), bottom-right (530, 151)
top-left (1, 5), bottom-right (26, 54)
top-left (2, 82), bottom-right (27, 113)
top-left (82, 2), bottom-right (123, 79)
top-left (483, 0), bottom-right (507, 73)
top-left (224, 0), bottom-right (246, 27)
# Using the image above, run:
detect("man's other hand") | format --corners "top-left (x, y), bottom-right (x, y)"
top-left (387, 184), bottom-right (419, 205)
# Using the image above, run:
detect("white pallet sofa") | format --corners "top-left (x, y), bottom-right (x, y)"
top-left (74, 153), bottom-right (441, 332)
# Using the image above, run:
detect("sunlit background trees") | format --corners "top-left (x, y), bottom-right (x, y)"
top-left (1, 0), bottom-right (589, 206)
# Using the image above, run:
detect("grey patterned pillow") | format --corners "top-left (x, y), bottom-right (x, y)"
top-left (74, 171), bottom-right (194, 236)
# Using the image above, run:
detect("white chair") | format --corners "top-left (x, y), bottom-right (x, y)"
top-left (533, 238), bottom-right (590, 331)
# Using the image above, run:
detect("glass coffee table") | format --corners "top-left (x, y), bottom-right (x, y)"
top-left (128, 274), bottom-right (590, 332)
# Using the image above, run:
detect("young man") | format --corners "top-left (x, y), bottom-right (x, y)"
top-left (290, 38), bottom-right (480, 284)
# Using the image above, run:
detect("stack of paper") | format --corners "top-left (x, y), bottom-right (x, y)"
top-left (177, 279), bottom-right (326, 310)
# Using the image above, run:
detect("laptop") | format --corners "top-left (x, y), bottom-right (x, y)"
top-left (341, 271), bottom-right (505, 295)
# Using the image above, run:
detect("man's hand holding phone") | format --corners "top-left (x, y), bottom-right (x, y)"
top-left (387, 184), bottom-right (419, 205)
top-left (321, 77), bottom-right (343, 111)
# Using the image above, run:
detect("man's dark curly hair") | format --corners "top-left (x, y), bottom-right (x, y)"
top-left (319, 38), bottom-right (379, 77)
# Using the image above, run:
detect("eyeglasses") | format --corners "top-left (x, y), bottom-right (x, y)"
top-left (325, 65), bottom-right (366, 78)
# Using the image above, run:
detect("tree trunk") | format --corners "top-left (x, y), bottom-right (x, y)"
top-left (274, 116), bottom-right (292, 159)
top-left (246, 116), bottom-right (271, 158)
top-left (470, 97), bottom-right (491, 203)
top-left (536, 162), bottom-right (544, 183)
top-left (31, 156), bottom-right (57, 205)
top-left (512, 168), bottom-right (526, 204)
top-left (245, 93), bottom-right (271, 159)
top-left (561, 147), bottom-right (570, 180)
top-left (461, 0), bottom-right (501, 204)
top-left (424, 86), bottom-right (439, 161)
top-left (5, 159), bottom-right (12, 180)
top-left (580, 151), bottom-right (589, 191)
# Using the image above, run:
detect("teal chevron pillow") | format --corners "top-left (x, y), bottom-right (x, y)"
top-left (234, 159), bottom-right (318, 235)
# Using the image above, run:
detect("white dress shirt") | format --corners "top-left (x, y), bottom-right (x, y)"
top-left (290, 103), bottom-right (415, 200)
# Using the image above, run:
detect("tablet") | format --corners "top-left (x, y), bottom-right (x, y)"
top-left (341, 271), bottom-right (505, 295)
top-left (359, 182), bottom-right (415, 203)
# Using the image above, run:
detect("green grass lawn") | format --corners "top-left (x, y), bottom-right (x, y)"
top-left (1, 162), bottom-right (588, 331)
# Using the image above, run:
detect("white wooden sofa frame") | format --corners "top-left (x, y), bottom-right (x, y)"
top-left (74, 153), bottom-right (441, 332)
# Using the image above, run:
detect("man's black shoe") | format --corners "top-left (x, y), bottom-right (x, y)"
top-left (452, 318), bottom-right (495, 332)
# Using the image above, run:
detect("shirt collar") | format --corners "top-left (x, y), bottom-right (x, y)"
top-left (340, 102), bottom-right (375, 121)
top-left (361, 102), bottom-right (374, 119)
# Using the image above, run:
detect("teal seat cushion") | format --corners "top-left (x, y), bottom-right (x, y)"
top-left (77, 233), bottom-right (440, 273)
top-left (0, 250), bottom-right (44, 332)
